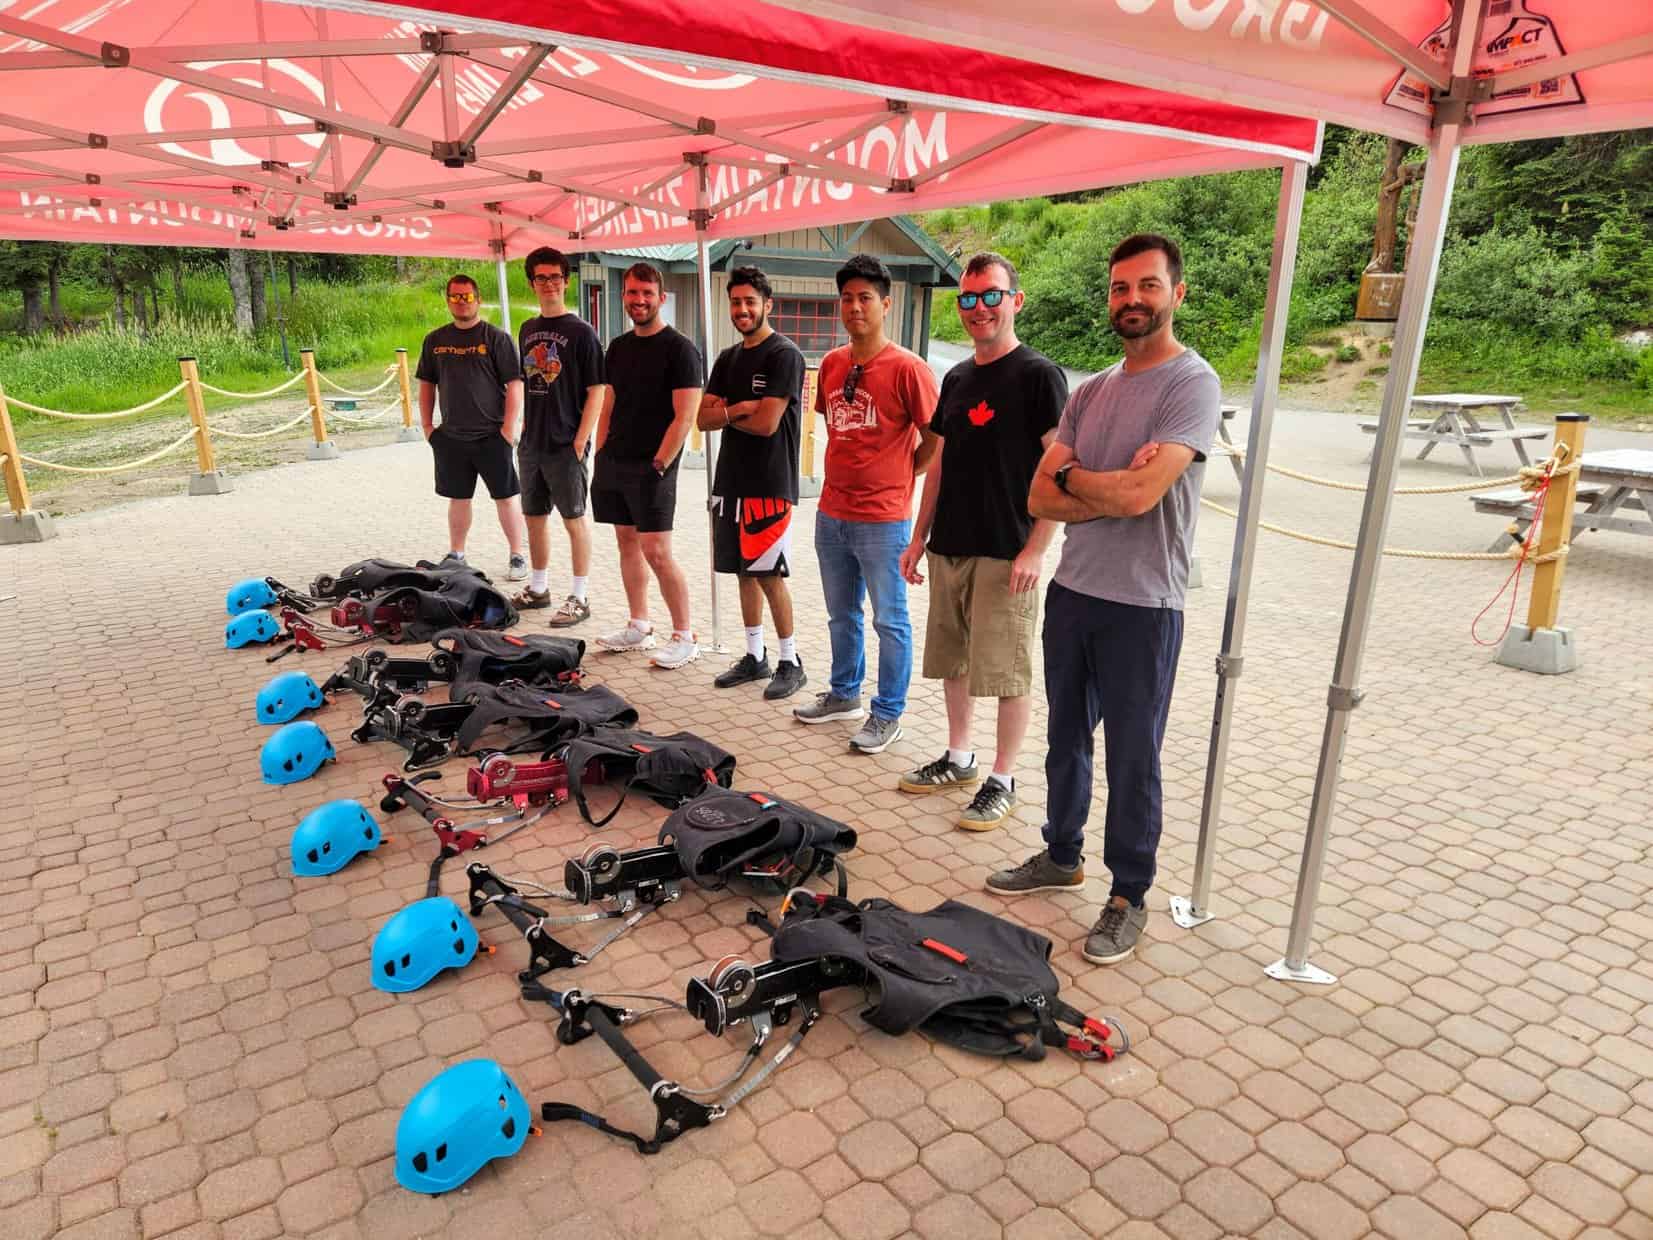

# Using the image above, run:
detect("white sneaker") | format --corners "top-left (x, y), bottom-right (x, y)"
top-left (651, 632), bottom-right (701, 670)
top-left (596, 622), bottom-right (656, 653)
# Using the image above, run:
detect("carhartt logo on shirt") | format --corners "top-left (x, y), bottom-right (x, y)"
top-left (966, 400), bottom-right (995, 427)
top-left (433, 343), bottom-right (490, 357)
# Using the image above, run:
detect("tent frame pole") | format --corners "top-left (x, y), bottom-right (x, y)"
top-left (1266, 7), bottom-right (1483, 986)
top-left (494, 236), bottom-right (511, 332)
top-left (1169, 156), bottom-right (1308, 931)
top-left (693, 156), bottom-right (722, 652)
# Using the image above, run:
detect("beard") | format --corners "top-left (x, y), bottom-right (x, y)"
top-left (1111, 303), bottom-right (1169, 340)
top-left (734, 311), bottom-right (768, 338)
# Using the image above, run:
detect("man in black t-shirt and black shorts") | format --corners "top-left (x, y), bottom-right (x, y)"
top-left (516, 246), bottom-right (607, 627)
top-left (416, 273), bottom-right (528, 579)
top-left (897, 252), bottom-right (1068, 829)
top-left (591, 262), bottom-right (704, 670)
top-left (697, 265), bottom-right (808, 700)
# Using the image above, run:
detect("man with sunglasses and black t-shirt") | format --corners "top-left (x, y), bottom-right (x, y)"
top-left (898, 252), bottom-right (1067, 830)
top-left (416, 273), bottom-right (528, 578)
top-left (796, 254), bottom-right (939, 755)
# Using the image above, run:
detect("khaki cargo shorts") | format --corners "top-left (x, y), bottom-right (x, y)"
top-left (921, 552), bottom-right (1039, 697)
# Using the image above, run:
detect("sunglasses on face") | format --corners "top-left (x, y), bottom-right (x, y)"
top-left (956, 289), bottom-right (1013, 310)
top-left (447, 292), bottom-right (478, 303)
top-left (842, 363), bottom-right (864, 404)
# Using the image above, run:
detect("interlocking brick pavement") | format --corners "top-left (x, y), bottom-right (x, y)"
top-left (2, 406), bottom-right (1650, 1237)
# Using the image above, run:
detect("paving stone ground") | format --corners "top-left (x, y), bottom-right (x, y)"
top-left (3, 407), bottom-right (1651, 1240)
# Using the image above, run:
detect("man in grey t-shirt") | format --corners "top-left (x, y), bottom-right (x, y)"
top-left (984, 233), bottom-right (1219, 968)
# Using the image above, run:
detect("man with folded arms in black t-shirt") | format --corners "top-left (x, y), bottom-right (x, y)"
top-left (898, 252), bottom-right (1067, 829)
top-left (416, 273), bottom-right (528, 579)
top-left (590, 262), bottom-right (704, 670)
top-left (698, 265), bottom-right (809, 700)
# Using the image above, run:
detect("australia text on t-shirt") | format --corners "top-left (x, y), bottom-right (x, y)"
top-left (519, 314), bottom-right (603, 453)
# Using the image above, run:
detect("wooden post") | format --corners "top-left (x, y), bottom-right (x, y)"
top-left (690, 426), bottom-right (703, 454)
top-left (799, 367), bottom-right (820, 497)
top-left (1525, 413), bottom-right (1588, 632)
top-left (300, 349), bottom-right (341, 459)
top-left (0, 383), bottom-right (33, 516)
top-left (394, 348), bottom-right (421, 442)
top-left (178, 357), bottom-right (217, 475)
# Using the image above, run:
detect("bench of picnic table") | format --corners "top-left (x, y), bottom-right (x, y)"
top-left (1469, 480), bottom-right (1649, 550)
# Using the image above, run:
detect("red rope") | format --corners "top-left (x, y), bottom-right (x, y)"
top-left (1470, 471), bottom-right (1553, 647)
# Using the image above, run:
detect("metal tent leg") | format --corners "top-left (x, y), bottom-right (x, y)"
top-left (693, 162), bottom-right (722, 653)
top-left (1171, 157), bottom-right (1308, 933)
top-left (1268, 11), bottom-right (1481, 986)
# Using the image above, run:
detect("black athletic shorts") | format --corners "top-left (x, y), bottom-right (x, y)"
top-left (591, 455), bottom-right (678, 533)
top-left (431, 426), bottom-right (520, 500)
top-left (520, 446), bottom-right (588, 519)
top-left (713, 495), bottom-right (793, 577)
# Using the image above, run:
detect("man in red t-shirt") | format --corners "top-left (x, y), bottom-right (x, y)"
top-left (794, 255), bottom-right (939, 754)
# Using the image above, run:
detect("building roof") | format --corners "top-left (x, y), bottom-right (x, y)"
top-left (592, 216), bottom-right (960, 284)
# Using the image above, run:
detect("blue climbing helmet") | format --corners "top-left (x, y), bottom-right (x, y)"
top-left (371, 896), bottom-right (479, 993)
top-left (256, 670), bottom-right (324, 724)
top-left (396, 1059), bottom-right (530, 1195)
top-left (226, 577), bottom-right (279, 614)
top-left (226, 609), bottom-right (281, 649)
top-left (260, 720), bottom-right (335, 785)
top-left (291, 800), bottom-right (381, 877)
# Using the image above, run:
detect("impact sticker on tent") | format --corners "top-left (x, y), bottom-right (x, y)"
top-left (1385, 0), bottom-right (1583, 118)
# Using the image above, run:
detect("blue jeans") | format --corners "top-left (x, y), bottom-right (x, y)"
top-left (1041, 581), bottom-right (1183, 905)
top-left (815, 513), bottom-right (912, 721)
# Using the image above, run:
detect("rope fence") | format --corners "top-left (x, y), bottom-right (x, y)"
top-left (0, 347), bottom-right (417, 520)
top-left (1213, 444), bottom-right (1528, 495)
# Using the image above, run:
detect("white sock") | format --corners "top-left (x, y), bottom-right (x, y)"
top-left (672, 629), bottom-right (695, 643)
top-left (571, 575), bottom-right (588, 602)
top-left (745, 625), bottom-right (765, 659)
top-left (949, 748), bottom-right (975, 769)
top-left (988, 772), bottom-right (1014, 791)
top-left (630, 618), bottom-right (652, 634)
top-left (530, 569), bottom-right (548, 593)
top-left (777, 635), bottom-right (797, 664)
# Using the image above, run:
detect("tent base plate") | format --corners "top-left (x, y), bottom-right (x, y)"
top-left (188, 472), bottom-right (234, 496)
top-left (1167, 895), bottom-right (1213, 929)
top-left (1264, 957), bottom-right (1336, 986)
top-left (0, 510), bottom-right (56, 543)
top-left (1493, 624), bottom-right (1577, 675)
top-left (680, 449), bottom-right (706, 470)
top-left (799, 476), bottom-right (822, 499)
top-left (307, 441), bottom-right (342, 461)
top-left (1188, 556), bottom-right (1203, 590)
top-left (396, 426), bottom-right (424, 443)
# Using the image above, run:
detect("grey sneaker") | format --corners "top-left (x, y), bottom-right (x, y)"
top-left (986, 851), bottom-right (1084, 895)
top-left (547, 595), bottom-right (591, 628)
top-left (899, 753), bottom-right (981, 794)
top-left (849, 715), bottom-right (903, 754)
top-left (794, 692), bottom-right (865, 725)
top-left (958, 779), bottom-right (1016, 831)
top-left (1082, 899), bottom-right (1148, 965)
top-left (505, 553), bottom-right (528, 582)
top-left (512, 586), bottom-right (551, 609)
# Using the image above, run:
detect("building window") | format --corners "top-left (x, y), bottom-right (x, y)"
top-left (771, 296), bottom-right (846, 359)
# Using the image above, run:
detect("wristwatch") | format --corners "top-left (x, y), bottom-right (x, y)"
top-left (1053, 463), bottom-right (1074, 493)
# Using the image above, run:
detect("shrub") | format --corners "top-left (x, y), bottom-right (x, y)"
top-left (1335, 344), bottom-right (1362, 363)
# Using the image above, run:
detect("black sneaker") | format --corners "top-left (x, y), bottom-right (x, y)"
top-left (763, 658), bottom-right (807, 701)
top-left (714, 651), bottom-right (772, 688)
top-left (1082, 899), bottom-right (1148, 965)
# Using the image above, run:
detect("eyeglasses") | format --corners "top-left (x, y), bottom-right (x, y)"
top-left (446, 291), bottom-right (478, 303)
top-left (956, 289), bottom-right (1013, 310)
top-left (842, 363), bottom-right (864, 404)
top-left (529, 273), bottom-right (566, 286)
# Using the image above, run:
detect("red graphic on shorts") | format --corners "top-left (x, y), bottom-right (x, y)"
top-left (966, 400), bottom-right (995, 427)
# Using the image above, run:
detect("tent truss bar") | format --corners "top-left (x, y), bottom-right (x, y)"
top-left (907, 119), bottom-right (1042, 188)
top-left (1308, 0), bottom-right (1450, 91)
top-left (712, 123), bottom-right (903, 189)
top-left (338, 55), bottom-right (440, 194)
top-left (476, 121), bottom-right (689, 159)
top-left (704, 166), bottom-right (788, 217)
top-left (457, 44), bottom-right (554, 149)
top-left (1491, 29), bottom-right (1653, 93)
top-left (466, 48), bottom-right (708, 132)
top-left (576, 162), bottom-right (689, 236)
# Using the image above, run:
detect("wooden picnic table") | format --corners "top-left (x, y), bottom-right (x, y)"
top-left (1360, 393), bottom-right (1548, 476)
top-left (1469, 447), bottom-right (1653, 550)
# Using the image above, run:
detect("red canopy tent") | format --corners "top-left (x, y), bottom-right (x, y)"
top-left (770, 0), bottom-right (1653, 984)
top-left (0, 0), bottom-right (1318, 257)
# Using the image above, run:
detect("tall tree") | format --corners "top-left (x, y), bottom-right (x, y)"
top-left (250, 252), bottom-right (268, 332)
top-left (225, 248), bottom-right (254, 334)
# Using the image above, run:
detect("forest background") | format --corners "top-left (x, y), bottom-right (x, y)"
top-left (0, 126), bottom-right (1649, 423)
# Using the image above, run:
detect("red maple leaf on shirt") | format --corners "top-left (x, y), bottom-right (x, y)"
top-left (966, 400), bottom-right (995, 426)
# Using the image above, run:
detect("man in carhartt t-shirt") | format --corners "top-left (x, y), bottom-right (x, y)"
top-left (516, 246), bottom-right (606, 627)
top-left (898, 252), bottom-right (1067, 829)
top-left (987, 233), bottom-right (1220, 970)
top-left (590, 262), bottom-right (704, 671)
top-left (794, 254), bottom-right (939, 755)
top-left (698, 265), bottom-right (809, 701)
top-left (416, 273), bottom-right (527, 578)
